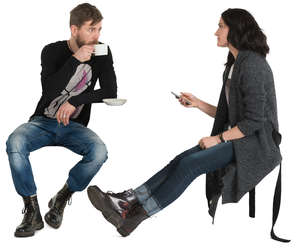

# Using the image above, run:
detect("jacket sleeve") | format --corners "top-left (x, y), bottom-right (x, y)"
top-left (236, 59), bottom-right (267, 136)
top-left (68, 46), bottom-right (117, 107)
top-left (41, 44), bottom-right (81, 99)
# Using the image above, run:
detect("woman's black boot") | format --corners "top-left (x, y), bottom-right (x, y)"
top-left (117, 204), bottom-right (149, 237)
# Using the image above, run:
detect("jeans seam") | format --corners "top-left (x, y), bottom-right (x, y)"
top-left (143, 183), bottom-right (152, 198)
top-left (150, 194), bottom-right (162, 210)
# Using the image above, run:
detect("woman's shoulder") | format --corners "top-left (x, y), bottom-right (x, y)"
top-left (239, 50), bottom-right (266, 63)
top-left (238, 50), bottom-right (270, 72)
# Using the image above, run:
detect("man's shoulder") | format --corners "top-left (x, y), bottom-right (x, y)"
top-left (42, 40), bottom-right (67, 53)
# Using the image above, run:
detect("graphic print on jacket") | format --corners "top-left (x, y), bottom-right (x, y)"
top-left (44, 64), bottom-right (92, 119)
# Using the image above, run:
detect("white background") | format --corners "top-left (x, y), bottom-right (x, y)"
top-left (0, 0), bottom-right (299, 249)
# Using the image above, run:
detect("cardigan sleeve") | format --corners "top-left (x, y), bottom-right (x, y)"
top-left (236, 59), bottom-right (267, 136)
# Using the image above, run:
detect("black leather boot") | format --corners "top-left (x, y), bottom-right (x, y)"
top-left (117, 204), bottom-right (149, 237)
top-left (15, 195), bottom-right (44, 237)
top-left (44, 184), bottom-right (74, 229)
top-left (87, 185), bottom-right (138, 228)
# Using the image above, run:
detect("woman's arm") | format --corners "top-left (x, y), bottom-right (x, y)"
top-left (222, 126), bottom-right (245, 141)
top-left (196, 99), bottom-right (217, 118)
top-left (219, 57), bottom-right (268, 141)
top-left (199, 125), bottom-right (244, 149)
top-left (179, 92), bottom-right (217, 118)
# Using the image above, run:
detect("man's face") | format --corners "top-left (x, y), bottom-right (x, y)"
top-left (214, 18), bottom-right (229, 47)
top-left (72, 20), bottom-right (102, 48)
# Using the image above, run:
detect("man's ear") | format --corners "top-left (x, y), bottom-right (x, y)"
top-left (70, 25), bottom-right (79, 37)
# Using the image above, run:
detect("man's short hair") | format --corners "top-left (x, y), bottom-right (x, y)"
top-left (70, 3), bottom-right (103, 28)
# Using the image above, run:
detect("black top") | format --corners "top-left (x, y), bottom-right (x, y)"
top-left (30, 40), bottom-right (117, 126)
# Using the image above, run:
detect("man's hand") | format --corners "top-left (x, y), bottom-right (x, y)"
top-left (198, 136), bottom-right (221, 149)
top-left (73, 45), bottom-right (94, 62)
top-left (56, 101), bottom-right (76, 126)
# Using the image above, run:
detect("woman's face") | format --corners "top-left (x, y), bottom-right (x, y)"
top-left (215, 18), bottom-right (229, 47)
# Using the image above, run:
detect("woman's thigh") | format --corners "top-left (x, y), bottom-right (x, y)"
top-left (178, 141), bottom-right (234, 176)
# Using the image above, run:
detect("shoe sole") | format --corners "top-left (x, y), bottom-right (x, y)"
top-left (117, 226), bottom-right (130, 237)
top-left (87, 186), bottom-right (124, 228)
top-left (14, 222), bottom-right (44, 237)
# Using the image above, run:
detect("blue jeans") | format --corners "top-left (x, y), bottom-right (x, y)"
top-left (6, 116), bottom-right (108, 197)
top-left (134, 142), bottom-right (234, 216)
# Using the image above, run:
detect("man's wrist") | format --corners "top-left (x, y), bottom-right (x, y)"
top-left (68, 97), bottom-right (80, 107)
top-left (72, 54), bottom-right (80, 62)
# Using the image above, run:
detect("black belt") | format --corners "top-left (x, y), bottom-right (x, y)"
top-left (249, 162), bottom-right (290, 242)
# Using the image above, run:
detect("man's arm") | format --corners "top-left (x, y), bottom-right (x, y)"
top-left (41, 44), bottom-right (81, 99)
top-left (68, 46), bottom-right (117, 107)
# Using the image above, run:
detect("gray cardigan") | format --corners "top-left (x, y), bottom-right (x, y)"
top-left (205, 50), bottom-right (288, 241)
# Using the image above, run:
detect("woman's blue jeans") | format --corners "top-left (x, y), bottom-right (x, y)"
top-left (134, 141), bottom-right (234, 216)
top-left (6, 116), bottom-right (108, 197)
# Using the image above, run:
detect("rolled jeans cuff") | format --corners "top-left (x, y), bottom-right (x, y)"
top-left (134, 184), bottom-right (151, 204)
top-left (142, 196), bottom-right (161, 216)
top-left (134, 184), bottom-right (161, 216)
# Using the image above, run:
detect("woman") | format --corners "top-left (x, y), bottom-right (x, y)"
top-left (87, 9), bottom-right (288, 242)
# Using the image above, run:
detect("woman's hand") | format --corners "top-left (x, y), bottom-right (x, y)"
top-left (179, 92), bottom-right (200, 108)
top-left (198, 136), bottom-right (221, 149)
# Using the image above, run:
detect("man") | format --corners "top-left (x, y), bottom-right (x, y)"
top-left (6, 3), bottom-right (117, 237)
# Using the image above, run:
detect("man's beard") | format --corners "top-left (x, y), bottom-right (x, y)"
top-left (75, 35), bottom-right (98, 48)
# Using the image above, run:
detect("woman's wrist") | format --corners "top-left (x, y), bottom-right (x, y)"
top-left (215, 135), bottom-right (222, 144)
top-left (218, 133), bottom-right (228, 143)
top-left (195, 99), bottom-right (203, 109)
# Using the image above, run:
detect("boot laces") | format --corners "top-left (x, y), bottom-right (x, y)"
top-left (108, 190), bottom-right (131, 199)
top-left (121, 209), bottom-right (129, 219)
top-left (107, 190), bottom-right (131, 218)
top-left (21, 206), bottom-right (34, 223)
top-left (52, 190), bottom-right (72, 213)
top-left (22, 207), bottom-right (27, 214)
top-left (68, 197), bottom-right (72, 206)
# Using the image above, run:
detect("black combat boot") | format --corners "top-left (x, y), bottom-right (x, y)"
top-left (87, 185), bottom-right (148, 235)
top-left (117, 203), bottom-right (149, 237)
top-left (15, 195), bottom-right (44, 237)
top-left (44, 184), bottom-right (74, 229)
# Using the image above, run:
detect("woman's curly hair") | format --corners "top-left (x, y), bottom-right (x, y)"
top-left (222, 8), bottom-right (269, 66)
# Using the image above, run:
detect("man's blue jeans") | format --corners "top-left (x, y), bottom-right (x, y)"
top-left (134, 141), bottom-right (234, 216)
top-left (6, 116), bottom-right (108, 197)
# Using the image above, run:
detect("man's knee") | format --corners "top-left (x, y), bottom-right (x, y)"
top-left (6, 131), bottom-right (27, 154)
top-left (89, 142), bottom-right (108, 165)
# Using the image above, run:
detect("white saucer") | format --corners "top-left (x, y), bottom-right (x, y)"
top-left (103, 98), bottom-right (127, 106)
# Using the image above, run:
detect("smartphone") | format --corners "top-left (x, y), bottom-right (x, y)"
top-left (171, 91), bottom-right (191, 105)
top-left (171, 91), bottom-right (180, 99)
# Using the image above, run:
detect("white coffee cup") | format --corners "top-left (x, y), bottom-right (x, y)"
top-left (93, 44), bottom-right (108, 56)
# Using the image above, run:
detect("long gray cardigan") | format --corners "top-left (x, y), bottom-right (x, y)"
top-left (205, 50), bottom-right (288, 242)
